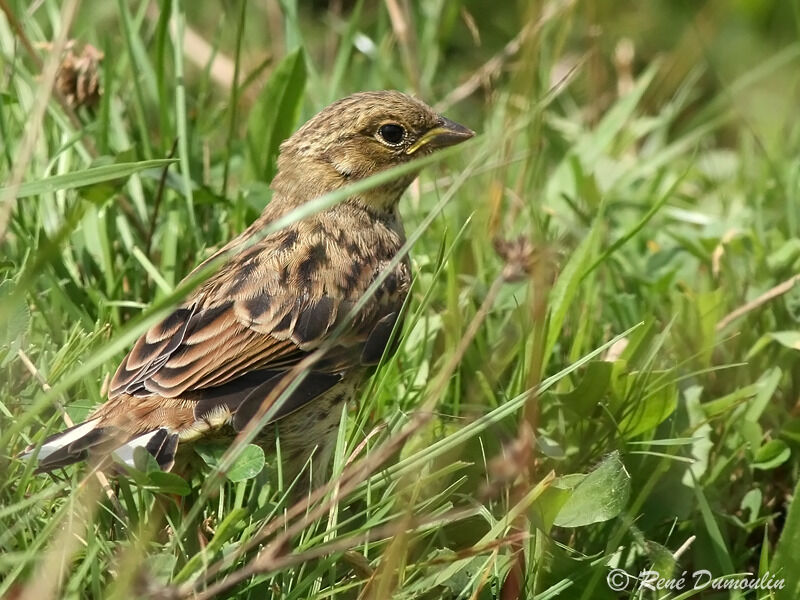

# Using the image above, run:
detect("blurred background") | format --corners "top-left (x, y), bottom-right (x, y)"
top-left (2, 0), bottom-right (800, 598)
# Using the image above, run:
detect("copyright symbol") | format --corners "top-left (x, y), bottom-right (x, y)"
top-left (606, 568), bottom-right (630, 591)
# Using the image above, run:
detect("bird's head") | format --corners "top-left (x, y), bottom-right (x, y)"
top-left (272, 90), bottom-right (474, 212)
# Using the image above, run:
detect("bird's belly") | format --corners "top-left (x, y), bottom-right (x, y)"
top-left (254, 379), bottom-right (354, 451)
top-left (178, 379), bottom-right (357, 485)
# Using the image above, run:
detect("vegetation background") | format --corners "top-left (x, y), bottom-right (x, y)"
top-left (2, 0), bottom-right (800, 598)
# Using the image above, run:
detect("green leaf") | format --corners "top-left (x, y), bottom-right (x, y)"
top-left (0, 280), bottom-right (30, 349)
top-left (557, 360), bottom-right (612, 415)
top-left (545, 61), bottom-right (658, 202)
top-left (692, 474), bottom-right (736, 575)
top-left (766, 238), bottom-right (800, 273)
top-left (147, 471), bottom-right (191, 496)
top-left (384, 325), bottom-right (642, 484)
top-left (247, 48), bottom-right (306, 181)
top-left (195, 442), bottom-right (265, 482)
top-left (748, 331), bottom-right (800, 359)
top-left (145, 553), bottom-right (178, 584)
top-left (226, 445), bottom-right (266, 482)
top-left (543, 221), bottom-right (600, 368)
top-left (616, 319), bottom-right (656, 368)
top-left (702, 380), bottom-right (763, 417)
top-left (681, 385), bottom-right (713, 485)
top-left (769, 331), bottom-right (800, 350)
top-left (195, 442), bottom-right (225, 469)
top-left (617, 375), bottom-right (678, 439)
top-left (606, 365), bottom-right (678, 440)
top-left (740, 488), bottom-right (762, 523)
top-left (781, 418), bottom-right (800, 444)
top-left (133, 446), bottom-right (162, 473)
top-left (773, 478), bottom-right (800, 599)
top-left (648, 541), bottom-right (679, 582)
top-left (744, 367), bottom-right (782, 422)
top-left (0, 159), bottom-right (177, 199)
top-left (530, 486), bottom-right (571, 534)
top-left (553, 451), bottom-right (630, 527)
top-left (759, 525), bottom-right (770, 581)
top-left (753, 439), bottom-right (790, 470)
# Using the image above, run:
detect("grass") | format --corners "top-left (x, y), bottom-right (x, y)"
top-left (2, 0), bottom-right (800, 598)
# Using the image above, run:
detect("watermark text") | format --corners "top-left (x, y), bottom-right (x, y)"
top-left (606, 568), bottom-right (785, 592)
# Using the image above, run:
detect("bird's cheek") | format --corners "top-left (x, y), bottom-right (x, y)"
top-left (324, 144), bottom-right (348, 168)
top-left (330, 148), bottom-right (373, 180)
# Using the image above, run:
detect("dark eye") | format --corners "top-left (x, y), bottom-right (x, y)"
top-left (378, 123), bottom-right (405, 145)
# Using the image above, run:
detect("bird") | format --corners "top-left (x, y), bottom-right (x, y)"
top-left (21, 90), bottom-right (474, 491)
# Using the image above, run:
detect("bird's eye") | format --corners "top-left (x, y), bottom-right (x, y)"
top-left (378, 123), bottom-right (405, 145)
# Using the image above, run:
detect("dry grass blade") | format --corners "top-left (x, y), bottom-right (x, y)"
top-left (434, 0), bottom-right (576, 112)
top-left (19, 480), bottom-right (103, 600)
top-left (0, 0), bottom-right (81, 243)
top-left (145, 2), bottom-right (238, 90)
top-left (385, 0), bottom-right (420, 93)
top-left (716, 274), bottom-right (800, 332)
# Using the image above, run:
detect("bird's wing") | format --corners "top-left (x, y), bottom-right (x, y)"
top-left (108, 294), bottom-right (335, 400)
top-left (108, 224), bottom-right (404, 406)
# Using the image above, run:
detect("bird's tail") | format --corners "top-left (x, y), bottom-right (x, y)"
top-left (19, 419), bottom-right (179, 474)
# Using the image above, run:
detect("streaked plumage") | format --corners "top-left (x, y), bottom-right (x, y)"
top-left (22, 90), bottom-right (473, 489)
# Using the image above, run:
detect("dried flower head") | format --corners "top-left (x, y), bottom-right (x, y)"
top-left (40, 40), bottom-right (104, 109)
top-left (493, 235), bottom-right (536, 282)
top-left (493, 235), bottom-right (559, 284)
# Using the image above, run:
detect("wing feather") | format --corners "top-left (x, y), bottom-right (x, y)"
top-left (109, 294), bottom-right (344, 402)
top-left (106, 216), bottom-right (410, 435)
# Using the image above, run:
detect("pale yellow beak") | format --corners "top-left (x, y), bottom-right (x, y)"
top-left (406, 116), bottom-right (475, 155)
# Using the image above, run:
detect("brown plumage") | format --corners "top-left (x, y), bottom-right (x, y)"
top-left (23, 90), bottom-right (473, 489)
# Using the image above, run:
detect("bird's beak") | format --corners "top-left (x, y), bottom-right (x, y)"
top-left (406, 116), bottom-right (475, 155)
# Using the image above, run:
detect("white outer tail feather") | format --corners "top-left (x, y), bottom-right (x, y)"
top-left (21, 421), bottom-right (171, 471)
top-left (112, 430), bottom-right (162, 467)
top-left (21, 419), bottom-right (100, 461)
